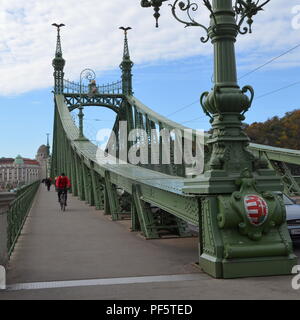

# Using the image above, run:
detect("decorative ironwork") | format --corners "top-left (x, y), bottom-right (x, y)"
top-left (64, 94), bottom-right (123, 113)
top-left (63, 79), bottom-right (122, 94)
top-left (52, 23), bottom-right (65, 57)
top-left (241, 85), bottom-right (255, 115)
top-left (80, 68), bottom-right (96, 85)
top-left (234, 0), bottom-right (271, 34)
top-left (52, 23), bottom-right (66, 94)
top-left (77, 69), bottom-right (96, 140)
top-left (119, 26), bottom-right (134, 95)
top-left (141, 0), bottom-right (211, 42)
top-left (169, 0), bottom-right (212, 43)
top-left (141, 0), bottom-right (270, 40)
top-left (141, 0), bottom-right (168, 27)
top-left (119, 27), bottom-right (132, 58)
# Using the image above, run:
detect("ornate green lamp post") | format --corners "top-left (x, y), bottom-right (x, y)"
top-left (77, 68), bottom-right (96, 141)
top-left (141, 0), bottom-right (297, 278)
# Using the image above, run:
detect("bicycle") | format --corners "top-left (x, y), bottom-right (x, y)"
top-left (59, 190), bottom-right (67, 212)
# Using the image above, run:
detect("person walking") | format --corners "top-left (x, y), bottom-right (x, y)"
top-left (45, 177), bottom-right (52, 191)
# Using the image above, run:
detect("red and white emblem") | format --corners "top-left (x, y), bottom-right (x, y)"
top-left (244, 194), bottom-right (268, 226)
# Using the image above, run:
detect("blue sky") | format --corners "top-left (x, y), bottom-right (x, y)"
top-left (0, 0), bottom-right (300, 158)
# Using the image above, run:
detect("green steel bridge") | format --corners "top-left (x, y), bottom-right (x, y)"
top-left (3, 1), bottom-right (300, 282)
top-left (49, 9), bottom-right (300, 279)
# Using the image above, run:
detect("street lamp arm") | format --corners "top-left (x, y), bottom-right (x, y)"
top-left (80, 68), bottom-right (96, 84)
top-left (169, 0), bottom-right (210, 43)
top-left (141, 0), bottom-right (213, 42)
top-left (141, 0), bottom-right (271, 36)
top-left (234, 0), bottom-right (271, 34)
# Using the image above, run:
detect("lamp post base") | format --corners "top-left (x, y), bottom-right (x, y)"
top-left (196, 190), bottom-right (297, 279)
top-left (199, 253), bottom-right (298, 279)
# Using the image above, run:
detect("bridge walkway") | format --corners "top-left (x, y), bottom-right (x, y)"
top-left (1, 185), bottom-right (300, 300)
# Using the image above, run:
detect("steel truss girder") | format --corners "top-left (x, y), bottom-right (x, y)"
top-left (131, 184), bottom-right (193, 239)
top-left (72, 142), bottom-right (200, 227)
top-left (270, 160), bottom-right (300, 196)
top-left (253, 149), bottom-right (300, 197)
top-left (105, 171), bottom-right (200, 226)
top-left (250, 143), bottom-right (300, 166)
top-left (90, 162), bottom-right (105, 210)
top-left (64, 93), bottom-right (124, 113)
top-left (132, 184), bottom-right (160, 239)
top-left (104, 171), bottom-right (120, 221)
top-left (79, 155), bottom-right (199, 238)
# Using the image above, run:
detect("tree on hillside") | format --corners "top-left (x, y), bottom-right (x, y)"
top-left (244, 110), bottom-right (300, 150)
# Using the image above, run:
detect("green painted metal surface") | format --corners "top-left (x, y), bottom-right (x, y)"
top-left (54, 92), bottom-right (298, 278)
top-left (53, 95), bottom-right (200, 225)
top-left (139, 0), bottom-right (297, 278)
top-left (50, 6), bottom-right (300, 278)
top-left (250, 143), bottom-right (300, 165)
top-left (7, 180), bottom-right (40, 257)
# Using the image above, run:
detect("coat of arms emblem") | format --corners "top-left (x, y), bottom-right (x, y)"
top-left (244, 194), bottom-right (268, 226)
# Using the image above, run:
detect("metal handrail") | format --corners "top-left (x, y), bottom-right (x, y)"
top-left (63, 79), bottom-right (122, 95)
top-left (7, 180), bottom-right (40, 257)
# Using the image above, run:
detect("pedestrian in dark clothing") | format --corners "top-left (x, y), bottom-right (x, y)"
top-left (45, 177), bottom-right (52, 191)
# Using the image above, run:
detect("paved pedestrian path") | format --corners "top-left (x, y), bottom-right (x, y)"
top-left (1, 185), bottom-right (300, 300)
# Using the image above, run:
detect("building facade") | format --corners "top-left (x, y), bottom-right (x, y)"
top-left (0, 155), bottom-right (40, 191)
top-left (0, 145), bottom-right (50, 191)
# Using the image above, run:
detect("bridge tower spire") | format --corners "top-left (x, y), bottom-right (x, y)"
top-left (46, 133), bottom-right (50, 156)
top-left (119, 27), bottom-right (133, 95)
top-left (52, 23), bottom-right (66, 94)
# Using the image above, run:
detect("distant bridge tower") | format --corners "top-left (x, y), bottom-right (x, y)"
top-left (119, 27), bottom-right (133, 95)
top-left (52, 23), bottom-right (66, 94)
top-left (46, 133), bottom-right (50, 156)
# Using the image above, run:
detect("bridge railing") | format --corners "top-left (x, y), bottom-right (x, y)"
top-left (63, 79), bottom-right (122, 95)
top-left (6, 180), bottom-right (40, 257)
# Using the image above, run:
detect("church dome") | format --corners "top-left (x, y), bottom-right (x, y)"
top-left (14, 155), bottom-right (24, 165)
top-left (36, 145), bottom-right (49, 159)
top-left (37, 145), bottom-right (48, 154)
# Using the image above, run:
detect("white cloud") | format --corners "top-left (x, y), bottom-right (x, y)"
top-left (0, 0), bottom-right (298, 95)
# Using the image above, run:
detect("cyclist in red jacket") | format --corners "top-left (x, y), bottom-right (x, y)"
top-left (55, 173), bottom-right (71, 206)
